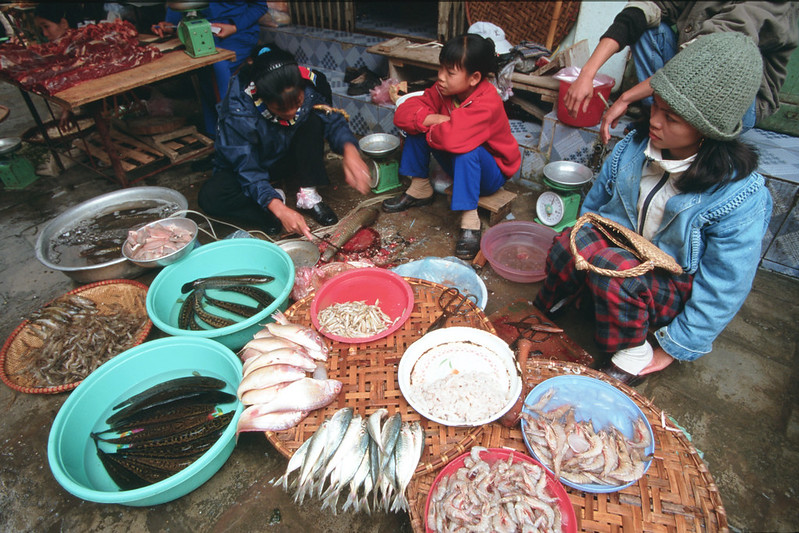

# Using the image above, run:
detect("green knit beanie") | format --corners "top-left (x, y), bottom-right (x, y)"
top-left (650, 32), bottom-right (762, 141)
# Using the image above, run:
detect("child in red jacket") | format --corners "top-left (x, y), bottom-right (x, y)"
top-left (383, 33), bottom-right (521, 259)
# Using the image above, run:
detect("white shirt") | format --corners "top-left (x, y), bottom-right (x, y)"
top-left (637, 142), bottom-right (696, 241)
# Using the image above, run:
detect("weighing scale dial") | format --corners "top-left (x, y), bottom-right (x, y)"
top-left (536, 191), bottom-right (566, 226)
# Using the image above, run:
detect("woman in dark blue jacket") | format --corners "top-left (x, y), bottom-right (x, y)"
top-left (198, 46), bottom-right (371, 239)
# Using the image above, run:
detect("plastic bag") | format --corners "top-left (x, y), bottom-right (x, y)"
top-left (553, 66), bottom-right (615, 87)
top-left (496, 57), bottom-right (523, 101)
top-left (370, 78), bottom-right (400, 105)
top-left (290, 261), bottom-right (374, 301)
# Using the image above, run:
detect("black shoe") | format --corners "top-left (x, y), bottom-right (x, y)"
top-left (300, 201), bottom-right (338, 226)
top-left (455, 229), bottom-right (481, 260)
top-left (347, 69), bottom-right (381, 96)
top-left (343, 66), bottom-right (364, 83)
top-left (381, 193), bottom-right (434, 213)
top-left (599, 363), bottom-right (645, 387)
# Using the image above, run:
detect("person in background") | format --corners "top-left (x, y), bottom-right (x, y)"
top-left (383, 33), bottom-right (521, 260)
top-left (152, 1), bottom-right (268, 139)
top-left (535, 33), bottom-right (772, 386)
top-left (564, 1), bottom-right (799, 137)
top-left (198, 46), bottom-right (371, 239)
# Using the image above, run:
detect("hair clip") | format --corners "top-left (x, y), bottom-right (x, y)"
top-left (258, 46), bottom-right (271, 56)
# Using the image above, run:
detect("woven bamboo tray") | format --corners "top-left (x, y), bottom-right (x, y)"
top-left (407, 360), bottom-right (729, 532)
top-left (466, 1), bottom-right (581, 50)
top-left (265, 278), bottom-right (496, 475)
top-left (0, 279), bottom-right (152, 394)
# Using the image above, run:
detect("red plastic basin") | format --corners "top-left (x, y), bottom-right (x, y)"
top-left (310, 268), bottom-right (414, 344)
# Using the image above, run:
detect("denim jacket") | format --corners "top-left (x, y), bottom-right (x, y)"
top-left (214, 74), bottom-right (357, 210)
top-left (581, 132), bottom-right (772, 361)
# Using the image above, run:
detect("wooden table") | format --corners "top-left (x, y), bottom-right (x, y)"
top-left (2, 43), bottom-right (234, 186)
top-left (366, 37), bottom-right (561, 104)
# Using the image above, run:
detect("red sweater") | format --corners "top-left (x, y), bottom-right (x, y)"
top-left (393, 79), bottom-right (521, 177)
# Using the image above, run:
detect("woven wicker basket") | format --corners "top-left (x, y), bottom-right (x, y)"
top-left (265, 278), bottom-right (497, 475)
top-left (407, 360), bottom-right (729, 532)
top-left (571, 212), bottom-right (684, 278)
top-left (0, 279), bottom-right (152, 394)
top-left (466, 1), bottom-right (581, 50)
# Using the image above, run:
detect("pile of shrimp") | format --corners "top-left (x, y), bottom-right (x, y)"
top-left (427, 446), bottom-right (562, 533)
top-left (521, 388), bottom-right (652, 486)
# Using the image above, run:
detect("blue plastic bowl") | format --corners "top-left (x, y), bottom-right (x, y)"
top-left (146, 239), bottom-right (295, 350)
top-left (47, 336), bottom-right (243, 506)
top-left (520, 375), bottom-right (655, 493)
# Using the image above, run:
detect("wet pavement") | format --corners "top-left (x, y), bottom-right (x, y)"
top-left (1, 142), bottom-right (798, 532)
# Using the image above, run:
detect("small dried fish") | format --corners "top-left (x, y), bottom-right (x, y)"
top-left (316, 300), bottom-right (396, 338)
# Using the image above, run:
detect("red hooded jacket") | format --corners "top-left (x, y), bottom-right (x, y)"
top-left (393, 79), bottom-right (521, 177)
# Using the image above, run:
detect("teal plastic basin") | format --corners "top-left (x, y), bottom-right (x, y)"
top-left (146, 239), bottom-right (295, 350)
top-left (47, 336), bottom-right (243, 506)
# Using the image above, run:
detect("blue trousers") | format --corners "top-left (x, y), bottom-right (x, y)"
top-left (632, 23), bottom-right (756, 131)
top-left (399, 134), bottom-right (507, 210)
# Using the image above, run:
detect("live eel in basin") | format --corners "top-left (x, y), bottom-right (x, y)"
top-left (181, 274), bottom-right (275, 294)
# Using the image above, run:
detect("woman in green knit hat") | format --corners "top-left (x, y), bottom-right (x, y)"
top-left (534, 32), bottom-right (773, 385)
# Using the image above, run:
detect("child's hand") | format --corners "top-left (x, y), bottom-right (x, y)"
top-left (342, 143), bottom-right (371, 195)
top-left (600, 99), bottom-right (628, 144)
top-left (423, 114), bottom-right (450, 127)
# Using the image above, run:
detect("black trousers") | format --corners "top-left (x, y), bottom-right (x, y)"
top-left (198, 112), bottom-right (329, 229)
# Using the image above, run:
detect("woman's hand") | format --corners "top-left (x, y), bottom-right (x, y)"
top-left (342, 143), bottom-right (371, 195)
top-left (422, 114), bottom-right (450, 127)
top-left (269, 200), bottom-right (314, 241)
top-left (564, 74), bottom-right (596, 117)
top-left (151, 21), bottom-right (175, 38)
top-left (599, 98), bottom-right (629, 144)
top-left (211, 23), bottom-right (237, 39)
top-left (639, 347), bottom-right (674, 375)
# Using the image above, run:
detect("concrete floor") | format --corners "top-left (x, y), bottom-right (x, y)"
top-left (1, 148), bottom-right (798, 532)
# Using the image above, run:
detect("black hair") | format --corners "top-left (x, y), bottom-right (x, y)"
top-left (630, 112), bottom-right (759, 193)
top-left (240, 45), bottom-right (303, 109)
top-left (439, 33), bottom-right (498, 80)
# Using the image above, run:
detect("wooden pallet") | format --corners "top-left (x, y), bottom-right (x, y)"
top-left (74, 129), bottom-right (166, 172)
top-left (147, 126), bottom-right (213, 163)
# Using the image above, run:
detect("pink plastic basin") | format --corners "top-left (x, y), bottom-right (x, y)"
top-left (481, 221), bottom-right (558, 283)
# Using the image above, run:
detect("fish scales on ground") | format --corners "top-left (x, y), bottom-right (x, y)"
top-left (427, 446), bottom-right (563, 533)
top-left (276, 408), bottom-right (425, 514)
top-left (94, 375), bottom-right (235, 490)
top-left (521, 387), bottom-right (652, 486)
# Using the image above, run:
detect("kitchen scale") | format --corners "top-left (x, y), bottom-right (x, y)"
top-left (535, 161), bottom-right (593, 232)
top-left (168, 1), bottom-right (216, 58)
top-left (358, 133), bottom-right (402, 194)
top-left (0, 137), bottom-right (37, 190)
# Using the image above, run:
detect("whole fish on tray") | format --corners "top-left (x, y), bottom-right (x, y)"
top-left (273, 407), bottom-right (425, 515)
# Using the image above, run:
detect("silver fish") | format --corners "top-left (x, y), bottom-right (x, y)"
top-left (366, 408), bottom-right (388, 450)
top-left (390, 422), bottom-right (417, 512)
top-left (295, 421), bottom-right (329, 503)
top-left (321, 417), bottom-right (369, 511)
top-left (272, 432), bottom-right (313, 491)
top-left (321, 407), bottom-right (354, 468)
top-left (341, 444), bottom-right (371, 514)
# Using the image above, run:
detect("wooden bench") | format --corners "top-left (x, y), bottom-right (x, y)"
top-left (445, 187), bottom-right (517, 226)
